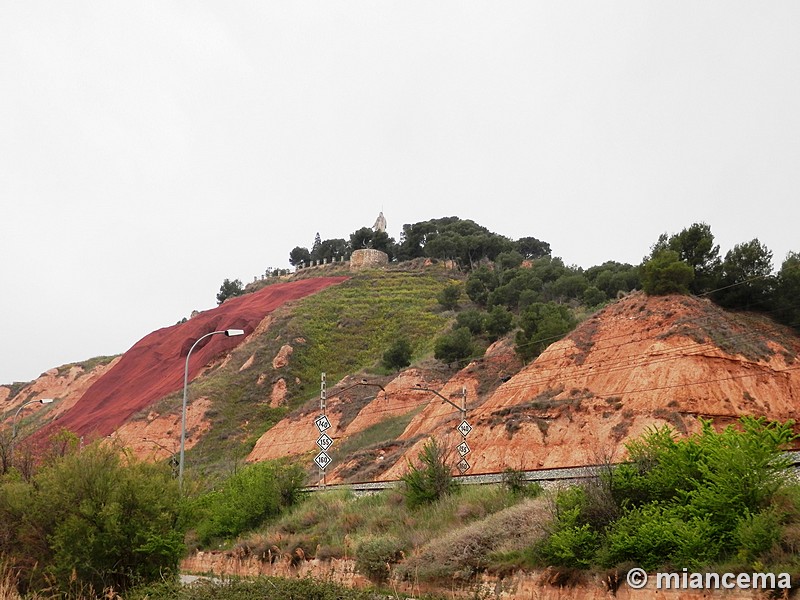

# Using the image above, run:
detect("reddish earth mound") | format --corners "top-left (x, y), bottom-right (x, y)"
top-left (39, 277), bottom-right (347, 441)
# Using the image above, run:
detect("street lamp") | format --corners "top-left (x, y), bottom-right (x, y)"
top-left (10, 398), bottom-right (55, 461)
top-left (179, 329), bottom-right (245, 491)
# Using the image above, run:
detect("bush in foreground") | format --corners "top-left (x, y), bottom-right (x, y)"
top-left (0, 443), bottom-right (184, 595)
top-left (534, 417), bottom-right (799, 573)
top-left (401, 438), bottom-right (458, 509)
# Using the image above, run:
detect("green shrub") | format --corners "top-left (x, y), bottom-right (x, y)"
top-left (355, 535), bottom-right (405, 582)
top-left (455, 309), bottom-right (485, 335)
top-left (434, 327), bottom-right (474, 366)
top-left (382, 337), bottom-right (413, 371)
top-left (514, 302), bottom-right (577, 362)
top-left (735, 509), bottom-right (782, 564)
top-left (0, 444), bottom-right (184, 594)
top-left (193, 461), bottom-right (305, 545)
top-left (641, 250), bottom-right (694, 295)
top-left (535, 417), bottom-right (797, 573)
top-left (500, 467), bottom-right (542, 498)
top-left (601, 504), bottom-right (720, 571)
top-left (484, 305), bottom-right (514, 341)
top-left (401, 438), bottom-right (458, 509)
top-left (437, 283), bottom-right (462, 310)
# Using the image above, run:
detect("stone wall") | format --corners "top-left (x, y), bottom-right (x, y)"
top-left (349, 248), bottom-right (389, 270)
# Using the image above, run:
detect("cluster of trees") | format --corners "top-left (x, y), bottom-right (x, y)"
top-left (428, 221), bottom-right (797, 369)
top-left (641, 223), bottom-right (799, 331)
top-left (288, 217), bottom-right (551, 270)
top-left (430, 256), bottom-right (640, 366)
top-left (534, 418), bottom-right (799, 577)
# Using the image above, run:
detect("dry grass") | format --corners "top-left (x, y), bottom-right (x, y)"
top-left (396, 497), bottom-right (551, 582)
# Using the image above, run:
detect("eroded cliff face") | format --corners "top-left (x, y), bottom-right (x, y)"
top-left (1, 358), bottom-right (120, 435)
top-left (182, 551), bottom-right (765, 599)
top-left (247, 291), bottom-right (800, 479)
top-left (459, 293), bottom-right (799, 473)
top-left (9, 285), bottom-right (799, 478)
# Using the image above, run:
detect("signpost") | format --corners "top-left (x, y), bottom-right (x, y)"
top-left (455, 394), bottom-right (472, 474)
top-left (316, 373), bottom-right (330, 487)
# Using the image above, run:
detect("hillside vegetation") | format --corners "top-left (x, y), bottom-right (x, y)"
top-left (2, 217), bottom-right (800, 598)
top-left (168, 268), bottom-right (456, 483)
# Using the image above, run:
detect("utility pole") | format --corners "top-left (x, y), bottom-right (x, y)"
top-left (413, 385), bottom-right (472, 474)
top-left (313, 373), bottom-right (333, 488)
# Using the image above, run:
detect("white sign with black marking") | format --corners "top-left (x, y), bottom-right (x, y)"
top-left (314, 451), bottom-right (332, 471)
top-left (314, 414), bottom-right (331, 433)
top-left (316, 433), bottom-right (333, 452)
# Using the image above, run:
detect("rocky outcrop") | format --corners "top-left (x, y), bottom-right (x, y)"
top-left (0, 358), bottom-right (120, 433)
top-left (272, 344), bottom-right (293, 369)
top-left (349, 249), bottom-right (388, 270)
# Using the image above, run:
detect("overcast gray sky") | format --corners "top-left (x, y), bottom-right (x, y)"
top-left (2, 2), bottom-right (799, 384)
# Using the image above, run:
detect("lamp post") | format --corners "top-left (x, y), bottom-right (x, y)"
top-left (10, 398), bottom-right (55, 461)
top-left (179, 328), bottom-right (245, 491)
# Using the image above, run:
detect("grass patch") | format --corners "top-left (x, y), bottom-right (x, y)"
top-left (55, 354), bottom-right (119, 376)
top-left (178, 271), bottom-right (452, 489)
top-left (234, 484), bottom-right (529, 576)
top-left (335, 408), bottom-right (423, 457)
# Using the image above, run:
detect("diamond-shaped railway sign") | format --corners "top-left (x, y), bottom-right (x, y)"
top-left (314, 451), bottom-right (332, 470)
top-left (316, 433), bottom-right (334, 452)
top-left (457, 420), bottom-right (472, 437)
top-left (457, 458), bottom-right (471, 473)
top-left (457, 441), bottom-right (470, 457)
top-left (314, 414), bottom-right (331, 433)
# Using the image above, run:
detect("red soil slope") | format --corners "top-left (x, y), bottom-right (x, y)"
top-left (38, 277), bottom-right (347, 441)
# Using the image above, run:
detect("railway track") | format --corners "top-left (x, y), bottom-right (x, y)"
top-left (304, 450), bottom-right (800, 495)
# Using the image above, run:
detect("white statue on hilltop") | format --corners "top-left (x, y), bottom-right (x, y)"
top-left (372, 211), bottom-right (386, 233)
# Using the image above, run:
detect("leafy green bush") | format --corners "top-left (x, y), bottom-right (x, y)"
top-left (514, 302), bottom-right (577, 362)
top-left (192, 460), bottom-right (305, 545)
top-left (437, 283), bottom-right (462, 310)
top-left (600, 504), bottom-right (720, 571)
top-left (641, 250), bottom-right (694, 295)
top-left (735, 509), bottom-right (782, 564)
top-left (455, 309), bottom-right (485, 335)
top-left (355, 535), bottom-right (405, 582)
top-left (500, 467), bottom-right (541, 498)
top-left (401, 438), bottom-right (458, 509)
top-left (434, 327), bottom-right (474, 366)
top-left (533, 417), bottom-right (798, 573)
top-left (539, 523), bottom-right (599, 569)
top-left (484, 305), bottom-right (514, 341)
top-left (382, 337), bottom-right (413, 371)
top-left (0, 444), bottom-right (184, 594)
top-left (465, 265), bottom-right (499, 306)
